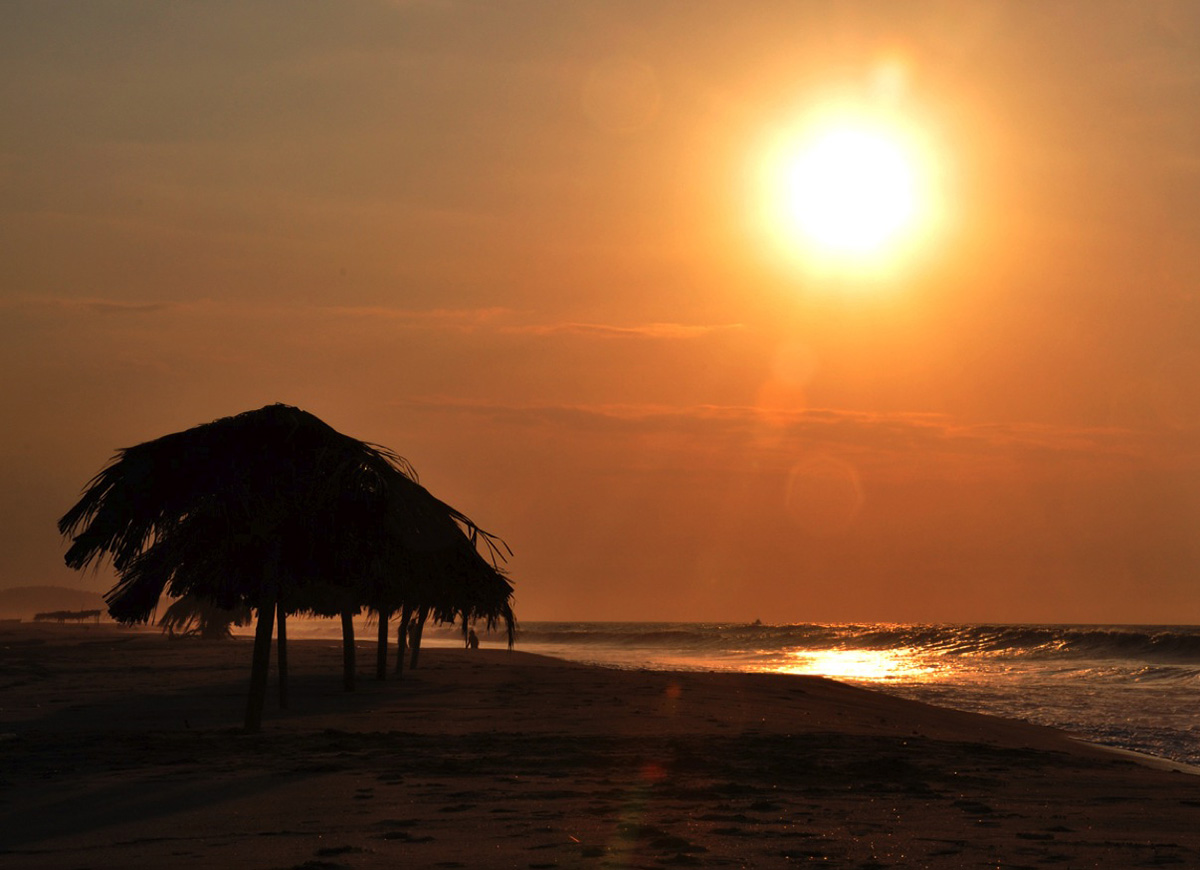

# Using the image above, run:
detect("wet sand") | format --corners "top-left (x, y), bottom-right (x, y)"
top-left (2, 622), bottom-right (1198, 868)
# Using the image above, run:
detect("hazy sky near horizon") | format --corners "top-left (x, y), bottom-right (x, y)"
top-left (4, 2), bottom-right (1200, 622)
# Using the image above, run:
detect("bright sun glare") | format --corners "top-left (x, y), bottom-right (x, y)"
top-left (776, 649), bottom-right (934, 683)
top-left (757, 110), bottom-right (938, 277)
top-left (783, 127), bottom-right (916, 255)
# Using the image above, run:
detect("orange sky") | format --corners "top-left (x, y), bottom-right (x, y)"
top-left (3, 2), bottom-right (1200, 622)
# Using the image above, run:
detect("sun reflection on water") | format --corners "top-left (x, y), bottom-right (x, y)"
top-left (771, 648), bottom-right (936, 683)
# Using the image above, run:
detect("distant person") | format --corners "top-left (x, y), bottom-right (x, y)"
top-left (467, 628), bottom-right (479, 649)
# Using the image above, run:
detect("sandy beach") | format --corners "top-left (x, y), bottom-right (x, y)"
top-left (2, 623), bottom-right (1198, 869)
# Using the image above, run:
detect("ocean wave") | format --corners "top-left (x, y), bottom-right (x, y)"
top-left (517, 622), bottom-right (1200, 663)
top-left (516, 622), bottom-right (1200, 766)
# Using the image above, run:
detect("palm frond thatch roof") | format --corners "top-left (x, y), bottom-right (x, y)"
top-left (59, 403), bottom-right (513, 627)
top-left (59, 404), bottom-right (415, 621)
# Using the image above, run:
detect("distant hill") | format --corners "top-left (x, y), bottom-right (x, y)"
top-left (0, 585), bottom-right (108, 620)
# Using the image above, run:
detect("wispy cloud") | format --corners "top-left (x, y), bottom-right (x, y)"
top-left (394, 398), bottom-right (1196, 473)
top-left (78, 300), bottom-right (181, 316)
top-left (3, 296), bottom-right (743, 342)
top-left (506, 321), bottom-right (745, 339)
top-left (322, 307), bottom-right (743, 340)
top-left (320, 305), bottom-right (513, 329)
top-left (4, 296), bottom-right (183, 316)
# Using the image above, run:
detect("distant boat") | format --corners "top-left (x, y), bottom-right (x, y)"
top-left (751, 619), bottom-right (762, 626)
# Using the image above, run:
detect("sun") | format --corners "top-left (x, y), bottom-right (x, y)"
top-left (783, 126), bottom-right (917, 255)
top-left (755, 110), bottom-right (939, 277)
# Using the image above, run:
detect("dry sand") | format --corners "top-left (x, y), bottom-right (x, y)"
top-left (2, 622), bottom-right (1198, 869)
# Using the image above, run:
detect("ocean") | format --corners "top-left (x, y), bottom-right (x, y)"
top-left (502, 622), bottom-right (1200, 768)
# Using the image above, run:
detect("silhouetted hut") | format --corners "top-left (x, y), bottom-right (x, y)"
top-left (419, 538), bottom-right (516, 659)
top-left (159, 593), bottom-right (252, 640)
top-left (58, 403), bottom-right (506, 731)
top-left (365, 471), bottom-right (512, 679)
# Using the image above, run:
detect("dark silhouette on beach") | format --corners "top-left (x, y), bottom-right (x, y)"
top-left (159, 593), bottom-right (252, 640)
top-left (58, 403), bottom-right (516, 732)
top-left (33, 609), bottom-right (101, 624)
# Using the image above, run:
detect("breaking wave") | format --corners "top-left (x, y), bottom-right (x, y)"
top-left (517, 622), bottom-right (1200, 664)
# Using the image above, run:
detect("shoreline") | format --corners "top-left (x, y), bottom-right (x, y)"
top-left (1074, 740), bottom-right (1200, 777)
top-left (3, 623), bottom-right (1199, 867)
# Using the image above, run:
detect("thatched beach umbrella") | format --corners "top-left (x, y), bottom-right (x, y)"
top-left (424, 539), bottom-right (516, 657)
top-left (57, 403), bottom-right (484, 731)
top-left (362, 472), bottom-right (513, 679)
top-left (380, 530), bottom-right (515, 677)
top-left (159, 593), bottom-right (252, 640)
top-left (456, 556), bottom-right (517, 649)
